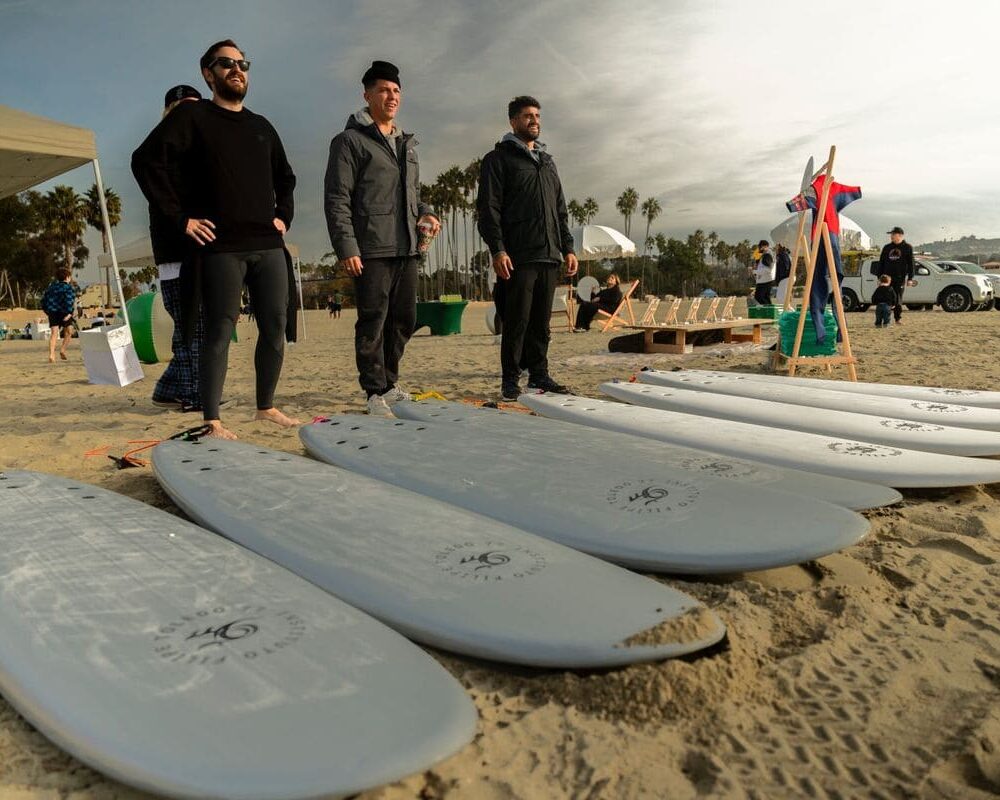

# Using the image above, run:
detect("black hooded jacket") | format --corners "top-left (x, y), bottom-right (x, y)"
top-left (476, 139), bottom-right (575, 265)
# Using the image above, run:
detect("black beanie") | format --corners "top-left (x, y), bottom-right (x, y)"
top-left (362, 60), bottom-right (400, 88)
top-left (163, 84), bottom-right (201, 108)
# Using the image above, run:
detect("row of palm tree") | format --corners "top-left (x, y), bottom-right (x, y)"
top-left (0, 184), bottom-right (122, 305)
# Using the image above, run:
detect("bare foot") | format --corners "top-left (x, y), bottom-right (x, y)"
top-left (255, 407), bottom-right (300, 428)
top-left (60, 351), bottom-right (68, 360)
top-left (204, 420), bottom-right (238, 440)
top-left (48, 354), bottom-right (55, 363)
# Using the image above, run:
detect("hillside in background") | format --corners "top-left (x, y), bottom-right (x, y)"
top-left (916, 235), bottom-right (1000, 260)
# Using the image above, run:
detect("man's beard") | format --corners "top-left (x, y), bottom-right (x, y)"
top-left (214, 74), bottom-right (247, 102)
top-left (517, 126), bottom-right (539, 143)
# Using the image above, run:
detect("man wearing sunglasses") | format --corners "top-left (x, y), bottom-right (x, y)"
top-left (132, 39), bottom-right (298, 440)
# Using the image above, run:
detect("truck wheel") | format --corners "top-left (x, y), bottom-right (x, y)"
top-left (939, 286), bottom-right (973, 313)
top-left (841, 288), bottom-right (860, 312)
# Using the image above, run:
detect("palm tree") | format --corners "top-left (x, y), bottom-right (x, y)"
top-left (640, 197), bottom-right (661, 256)
top-left (83, 184), bottom-right (122, 254)
top-left (41, 185), bottom-right (86, 271)
top-left (84, 184), bottom-right (122, 306)
top-left (567, 199), bottom-right (586, 226)
top-left (615, 187), bottom-right (638, 237)
top-left (582, 197), bottom-right (599, 225)
top-left (707, 231), bottom-right (719, 266)
top-left (463, 159), bottom-right (482, 297)
top-left (436, 166), bottom-right (467, 294)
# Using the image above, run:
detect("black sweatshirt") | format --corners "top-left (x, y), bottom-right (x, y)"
top-left (877, 241), bottom-right (914, 281)
top-left (871, 285), bottom-right (898, 306)
top-left (132, 100), bottom-right (295, 253)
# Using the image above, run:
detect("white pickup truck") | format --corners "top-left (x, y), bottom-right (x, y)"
top-left (840, 257), bottom-right (994, 313)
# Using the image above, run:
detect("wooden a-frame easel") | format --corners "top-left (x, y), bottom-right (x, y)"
top-left (771, 145), bottom-right (858, 380)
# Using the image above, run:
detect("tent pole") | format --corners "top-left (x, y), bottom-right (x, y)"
top-left (295, 255), bottom-right (306, 340)
top-left (92, 159), bottom-right (130, 328)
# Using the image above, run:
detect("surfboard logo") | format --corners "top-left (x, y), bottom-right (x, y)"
top-left (909, 401), bottom-right (964, 413)
top-left (606, 479), bottom-right (700, 514)
top-left (926, 388), bottom-right (979, 397)
top-left (878, 419), bottom-right (945, 432)
top-left (676, 457), bottom-right (761, 481)
top-left (827, 442), bottom-right (903, 458)
top-left (152, 604), bottom-right (306, 666)
top-left (434, 541), bottom-right (547, 582)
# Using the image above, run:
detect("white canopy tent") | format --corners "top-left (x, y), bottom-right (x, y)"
top-left (0, 104), bottom-right (129, 328)
top-left (570, 225), bottom-right (637, 261)
top-left (98, 236), bottom-right (308, 339)
top-left (770, 213), bottom-right (873, 253)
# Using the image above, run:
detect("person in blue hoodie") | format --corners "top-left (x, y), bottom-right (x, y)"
top-left (41, 267), bottom-right (76, 362)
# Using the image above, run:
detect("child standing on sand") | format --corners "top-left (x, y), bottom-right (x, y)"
top-left (872, 274), bottom-right (897, 328)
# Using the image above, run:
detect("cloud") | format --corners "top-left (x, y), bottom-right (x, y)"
top-left (3, 0), bottom-right (999, 281)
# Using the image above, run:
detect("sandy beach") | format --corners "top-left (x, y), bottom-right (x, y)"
top-left (2, 301), bottom-right (1000, 799)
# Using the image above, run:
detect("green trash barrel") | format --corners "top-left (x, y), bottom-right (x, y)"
top-left (414, 299), bottom-right (469, 335)
top-left (126, 292), bottom-right (174, 363)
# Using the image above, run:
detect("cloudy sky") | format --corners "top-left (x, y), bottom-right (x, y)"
top-left (2, 0), bottom-right (997, 281)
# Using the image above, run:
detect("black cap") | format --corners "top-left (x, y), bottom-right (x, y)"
top-left (362, 60), bottom-right (400, 88)
top-left (164, 85), bottom-right (201, 108)
top-left (887, 226), bottom-right (905, 235)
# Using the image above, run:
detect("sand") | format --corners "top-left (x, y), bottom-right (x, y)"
top-left (2, 301), bottom-right (1000, 799)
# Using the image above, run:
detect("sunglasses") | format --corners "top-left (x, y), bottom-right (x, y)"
top-left (209, 56), bottom-right (251, 72)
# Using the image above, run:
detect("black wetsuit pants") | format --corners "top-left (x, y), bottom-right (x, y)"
top-left (200, 248), bottom-right (288, 420)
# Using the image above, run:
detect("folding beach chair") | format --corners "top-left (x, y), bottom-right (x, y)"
top-left (660, 298), bottom-right (682, 325)
top-left (596, 280), bottom-right (639, 332)
top-left (719, 296), bottom-right (736, 320)
top-left (702, 297), bottom-right (722, 322)
top-left (684, 297), bottom-right (702, 323)
top-left (635, 297), bottom-right (661, 327)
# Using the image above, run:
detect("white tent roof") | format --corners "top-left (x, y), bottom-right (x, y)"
top-left (0, 104), bottom-right (97, 199)
top-left (770, 214), bottom-right (873, 252)
top-left (98, 235), bottom-right (155, 271)
top-left (570, 225), bottom-right (637, 262)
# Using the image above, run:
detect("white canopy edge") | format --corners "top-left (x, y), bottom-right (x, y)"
top-left (0, 104), bottom-right (98, 199)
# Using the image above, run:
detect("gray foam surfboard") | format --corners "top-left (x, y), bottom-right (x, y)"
top-left (603, 380), bottom-right (1000, 457)
top-left (518, 393), bottom-right (1000, 489)
top-left (638, 369), bottom-right (1000, 431)
top-left (391, 399), bottom-right (902, 511)
top-left (151, 440), bottom-right (726, 668)
top-left (0, 470), bottom-right (475, 800)
top-left (681, 369), bottom-right (1000, 409)
top-left (301, 414), bottom-right (869, 574)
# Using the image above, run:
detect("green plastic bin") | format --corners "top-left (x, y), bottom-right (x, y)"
top-left (748, 305), bottom-right (783, 320)
top-left (778, 307), bottom-right (838, 356)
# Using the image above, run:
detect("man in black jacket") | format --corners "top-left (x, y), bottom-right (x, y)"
top-left (324, 60), bottom-right (441, 417)
top-left (132, 39), bottom-right (298, 439)
top-left (148, 84), bottom-right (202, 412)
top-left (477, 95), bottom-right (578, 401)
top-left (877, 226), bottom-right (915, 324)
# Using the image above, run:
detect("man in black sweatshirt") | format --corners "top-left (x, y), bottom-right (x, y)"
top-left (132, 39), bottom-right (298, 439)
top-left (877, 226), bottom-right (914, 324)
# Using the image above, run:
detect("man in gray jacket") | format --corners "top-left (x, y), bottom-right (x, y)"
top-left (324, 60), bottom-right (440, 416)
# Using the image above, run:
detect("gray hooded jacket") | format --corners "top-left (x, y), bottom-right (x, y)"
top-left (324, 109), bottom-right (434, 260)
